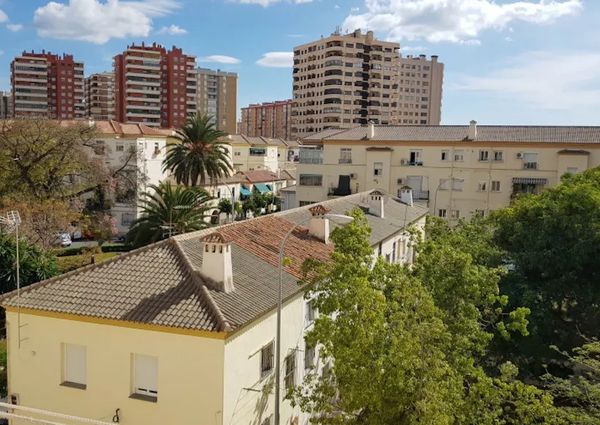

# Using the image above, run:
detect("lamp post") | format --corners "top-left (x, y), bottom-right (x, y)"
top-left (0, 210), bottom-right (22, 347)
top-left (274, 213), bottom-right (354, 425)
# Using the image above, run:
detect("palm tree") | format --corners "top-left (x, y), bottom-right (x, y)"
top-left (126, 182), bottom-right (212, 248)
top-left (163, 114), bottom-right (233, 186)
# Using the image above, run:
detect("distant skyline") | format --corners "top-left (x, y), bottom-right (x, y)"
top-left (1, 0), bottom-right (598, 125)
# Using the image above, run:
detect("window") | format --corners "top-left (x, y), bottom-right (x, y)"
top-left (339, 148), bottom-right (352, 164)
top-left (493, 151), bottom-right (503, 161)
top-left (478, 181), bottom-right (488, 192)
top-left (491, 181), bottom-right (501, 192)
top-left (121, 213), bottom-right (135, 226)
top-left (409, 150), bottom-right (422, 165)
top-left (299, 201), bottom-right (315, 207)
top-left (438, 209), bottom-right (447, 218)
top-left (479, 150), bottom-right (489, 161)
top-left (523, 152), bottom-right (538, 169)
top-left (452, 178), bottom-right (464, 191)
top-left (305, 300), bottom-right (316, 327)
top-left (474, 209), bottom-right (485, 217)
top-left (454, 150), bottom-right (464, 161)
top-left (249, 147), bottom-right (267, 156)
top-left (284, 352), bottom-right (296, 390)
top-left (451, 210), bottom-right (460, 219)
top-left (260, 342), bottom-right (274, 377)
top-left (63, 344), bottom-right (86, 389)
top-left (304, 343), bottom-right (316, 370)
top-left (132, 354), bottom-right (158, 401)
top-left (299, 174), bottom-right (323, 186)
top-left (116, 145), bottom-right (124, 152)
top-left (441, 150), bottom-right (449, 161)
top-left (374, 162), bottom-right (383, 176)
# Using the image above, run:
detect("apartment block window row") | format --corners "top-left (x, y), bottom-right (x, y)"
top-left (62, 344), bottom-right (158, 402)
top-left (299, 174), bottom-right (323, 186)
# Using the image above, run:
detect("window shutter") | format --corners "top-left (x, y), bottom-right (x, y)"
top-left (64, 344), bottom-right (86, 385)
top-left (134, 354), bottom-right (158, 396)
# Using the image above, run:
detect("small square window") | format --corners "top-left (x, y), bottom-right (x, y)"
top-left (62, 343), bottom-right (86, 389)
top-left (260, 342), bottom-right (274, 377)
top-left (438, 209), bottom-right (447, 218)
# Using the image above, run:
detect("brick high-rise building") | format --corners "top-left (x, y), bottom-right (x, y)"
top-left (10, 51), bottom-right (85, 119)
top-left (85, 72), bottom-right (115, 120)
top-left (291, 30), bottom-right (444, 137)
top-left (240, 100), bottom-right (293, 139)
top-left (114, 43), bottom-right (197, 128)
top-left (196, 68), bottom-right (237, 134)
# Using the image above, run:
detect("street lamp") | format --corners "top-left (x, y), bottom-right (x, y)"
top-left (0, 210), bottom-right (22, 347)
top-left (274, 213), bottom-right (354, 425)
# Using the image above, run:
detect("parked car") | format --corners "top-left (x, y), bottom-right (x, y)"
top-left (56, 233), bottom-right (72, 247)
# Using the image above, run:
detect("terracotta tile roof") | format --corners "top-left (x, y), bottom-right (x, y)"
top-left (241, 170), bottom-right (285, 183)
top-left (52, 119), bottom-right (174, 137)
top-left (304, 125), bottom-right (600, 144)
top-left (1, 191), bottom-right (428, 334)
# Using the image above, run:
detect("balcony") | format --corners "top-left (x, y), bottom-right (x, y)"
top-left (299, 148), bottom-right (323, 164)
top-left (523, 162), bottom-right (538, 169)
top-left (400, 159), bottom-right (424, 166)
top-left (411, 190), bottom-right (429, 200)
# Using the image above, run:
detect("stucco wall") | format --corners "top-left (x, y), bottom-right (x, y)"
top-left (6, 311), bottom-right (225, 425)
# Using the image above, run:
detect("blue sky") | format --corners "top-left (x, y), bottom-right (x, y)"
top-left (0, 0), bottom-right (598, 125)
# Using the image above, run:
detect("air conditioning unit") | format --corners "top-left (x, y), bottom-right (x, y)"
top-left (397, 178), bottom-right (403, 185)
top-left (516, 152), bottom-right (523, 159)
top-left (350, 173), bottom-right (357, 179)
top-left (400, 159), bottom-right (408, 165)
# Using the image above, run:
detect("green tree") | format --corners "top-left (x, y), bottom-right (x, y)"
top-left (493, 168), bottom-right (600, 377)
top-left (218, 198), bottom-right (232, 215)
top-left (126, 182), bottom-right (212, 248)
top-left (163, 115), bottom-right (232, 186)
top-left (0, 231), bottom-right (58, 293)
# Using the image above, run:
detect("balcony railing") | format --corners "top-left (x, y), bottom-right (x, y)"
top-left (523, 162), bottom-right (538, 169)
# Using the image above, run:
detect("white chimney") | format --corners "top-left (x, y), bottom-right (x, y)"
top-left (200, 233), bottom-right (234, 293)
top-left (368, 190), bottom-right (385, 218)
top-left (367, 123), bottom-right (375, 139)
top-left (468, 120), bottom-right (478, 140)
top-left (399, 186), bottom-right (414, 207)
top-left (308, 205), bottom-right (331, 244)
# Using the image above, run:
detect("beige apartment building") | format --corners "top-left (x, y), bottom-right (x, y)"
top-left (294, 122), bottom-right (600, 219)
top-left (11, 51), bottom-right (85, 119)
top-left (196, 68), bottom-right (237, 134)
top-left (239, 100), bottom-right (293, 139)
top-left (85, 72), bottom-right (115, 120)
top-left (291, 30), bottom-right (443, 138)
top-left (114, 43), bottom-right (197, 128)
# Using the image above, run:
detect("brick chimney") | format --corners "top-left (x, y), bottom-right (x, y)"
top-left (368, 190), bottom-right (385, 218)
top-left (308, 205), bottom-right (331, 244)
top-left (200, 233), bottom-right (234, 293)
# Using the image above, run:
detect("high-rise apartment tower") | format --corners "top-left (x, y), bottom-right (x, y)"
top-left (240, 100), bottom-right (293, 139)
top-left (85, 72), bottom-right (115, 121)
top-left (292, 30), bottom-right (443, 137)
top-left (114, 43), bottom-right (197, 128)
top-left (10, 51), bottom-right (85, 119)
top-left (196, 68), bottom-right (237, 134)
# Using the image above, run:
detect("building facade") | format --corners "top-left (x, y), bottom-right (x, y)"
top-left (10, 51), bottom-right (85, 119)
top-left (291, 30), bottom-right (444, 138)
top-left (240, 100), bottom-right (293, 139)
top-left (114, 43), bottom-right (197, 128)
top-left (196, 68), bottom-right (237, 134)
top-left (227, 134), bottom-right (300, 173)
top-left (85, 72), bottom-right (115, 120)
top-left (398, 55), bottom-right (443, 125)
top-left (0, 91), bottom-right (10, 118)
top-left (3, 191), bottom-right (426, 425)
top-left (295, 122), bottom-right (600, 220)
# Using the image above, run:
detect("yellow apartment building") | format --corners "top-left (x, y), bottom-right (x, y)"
top-left (294, 122), bottom-right (600, 219)
top-left (2, 191), bottom-right (426, 425)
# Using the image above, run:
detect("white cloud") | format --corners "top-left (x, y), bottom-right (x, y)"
top-left (157, 24), bottom-right (186, 35)
top-left (199, 55), bottom-right (241, 64)
top-left (256, 51), bottom-right (293, 68)
top-left (237, 0), bottom-right (311, 6)
top-left (7, 24), bottom-right (24, 32)
top-left (34, 0), bottom-right (180, 44)
top-left (0, 9), bottom-right (7, 23)
top-left (401, 45), bottom-right (428, 52)
top-left (455, 51), bottom-right (600, 110)
top-left (344, 0), bottom-right (582, 44)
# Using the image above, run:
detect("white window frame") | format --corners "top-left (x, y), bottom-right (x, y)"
top-left (478, 150), bottom-right (489, 161)
top-left (304, 343), bottom-right (316, 370)
top-left (284, 352), bottom-right (296, 390)
top-left (491, 180), bottom-right (501, 192)
top-left (260, 341), bottom-right (274, 378)
top-left (62, 343), bottom-right (86, 389)
top-left (438, 209), bottom-right (447, 218)
top-left (373, 162), bottom-right (383, 177)
top-left (132, 354), bottom-right (158, 400)
top-left (305, 300), bottom-right (316, 328)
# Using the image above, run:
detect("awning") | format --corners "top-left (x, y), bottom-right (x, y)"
top-left (240, 187), bottom-right (252, 197)
top-left (254, 183), bottom-right (271, 194)
top-left (512, 177), bottom-right (548, 185)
